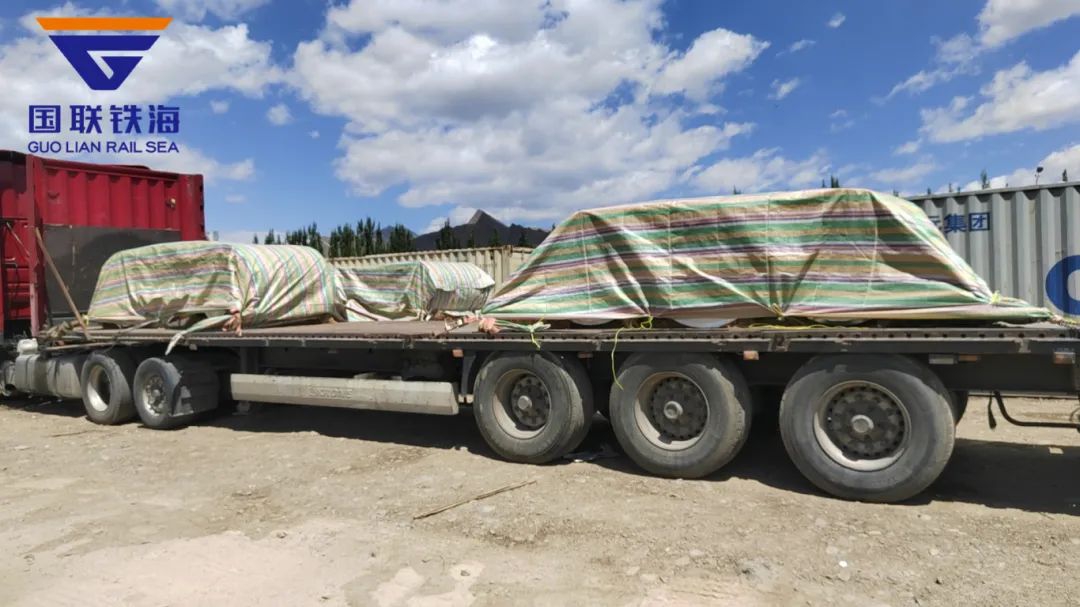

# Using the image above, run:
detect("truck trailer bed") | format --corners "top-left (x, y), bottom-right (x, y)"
top-left (59, 319), bottom-right (1080, 355)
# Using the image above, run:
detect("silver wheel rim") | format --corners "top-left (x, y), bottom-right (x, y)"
top-left (492, 370), bottom-right (551, 439)
top-left (86, 366), bottom-right (111, 412)
top-left (141, 374), bottom-right (168, 417)
top-left (813, 381), bottom-right (910, 472)
top-left (634, 372), bottom-right (708, 451)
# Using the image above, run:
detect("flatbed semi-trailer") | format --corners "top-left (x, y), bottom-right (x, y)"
top-left (6, 320), bottom-right (1079, 503)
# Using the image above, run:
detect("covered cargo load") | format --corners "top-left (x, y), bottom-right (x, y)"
top-left (482, 189), bottom-right (1051, 323)
top-left (337, 261), bottom-right (494, 321)
top-left (87, 241), bottom-right (338, 332)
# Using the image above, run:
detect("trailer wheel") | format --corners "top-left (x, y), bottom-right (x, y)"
top-left (473, 352), bottom-right (594, 464)
top-left (951, 391), bottom-right (969, 424)
top-left (779, 354), bottom-right (955, 502)
top-left (609, 353), bottom-right (752, 478)
top-left (133, 357), bottom-right (219, 430)
top-left (80, 351), bottom-right (137, 425)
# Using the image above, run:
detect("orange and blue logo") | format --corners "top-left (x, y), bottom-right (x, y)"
top-left (38, 17), bottom-right (172, 91)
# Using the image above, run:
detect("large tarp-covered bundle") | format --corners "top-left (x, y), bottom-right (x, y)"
top-left (482, 189), bottom-right (1050, 322)
top-left (337, 261), bottom-right (495, 321)
top-left (87, 241), bottom-right (338, 330)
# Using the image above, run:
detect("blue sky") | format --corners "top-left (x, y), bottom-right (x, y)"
top-left (1, 0), bottom-right (1078, 242)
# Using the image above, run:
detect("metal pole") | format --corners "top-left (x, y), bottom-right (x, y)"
top-left (33, 227), bottom-right (90, 339)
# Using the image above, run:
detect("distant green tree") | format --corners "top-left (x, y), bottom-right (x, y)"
top-left (490, 231), bottom-right (501, 247)
top-left (252, 234), bottom-right (259, 244)
top-left (821, 178), bottom-right (826, 188)
top-left (980, 169), bottom-right (990, 189)
top-left (435, 220), bottom-right (459, 250)
top-left (829, 175), bottom-right (840, 188)
top-left (362, 219), bottom-right (376, 256)
top-left (375, 223), bottom-right (384, 253)
top-left (732, 186), bottom-right (741, 195)
top-left (948, 183), bottom-right (954, 193)
top-left (387, 224), bottom-right (413, 253)
top-left (516, 230), bottom-right (527, 246)
top-left (892, 189), bottom-right (900, 196)
top-left (263, 229), bottom-right (276, 245)
top-left (926, 187), bottom-right (932, 195)
top-left (1064, 169), bottom-right (1070, 182)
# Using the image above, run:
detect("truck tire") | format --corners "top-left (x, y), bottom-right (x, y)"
top-left (779, 354), bottom-right (955, 503)
top-left (133, 357), bottom-right (219, 430)
top-left (609, 353), bottom-right (752, 478)
top-left (473, 352), bottom-right (594, 464)
top-left (951, 391), bottom-right (969, 424)
top-left (80, 350), bottom-right (137, 425)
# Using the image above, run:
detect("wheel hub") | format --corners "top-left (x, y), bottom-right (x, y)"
top-left (662, 400), bottom-right (684, 420)
top-left (508, 375), bottom-right (549, 430)
top-left (646, 377), bottom-right (707, 443)
top-left (820, 384), bottom-right (907, 464)
top-left (142, 375), bottom-right (167, 416)
top-left (850, 414), bottom-right (874, 435)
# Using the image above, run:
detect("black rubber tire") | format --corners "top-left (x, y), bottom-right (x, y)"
top-left (79, 350), bottom-right (138, 425)
top-left (951, 391), bottom-right (969, 424)
top-left (779, 354), bottom-right (955, 503)
top-left (133, 357), bottom-right (219, 430)
top-left (473, 352), bottom-right (594, 464)
top-left (609, 353), bottom-right (752, 478)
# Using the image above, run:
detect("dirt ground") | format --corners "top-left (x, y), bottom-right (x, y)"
top-left (1, 395), bottom-right (1078, 607)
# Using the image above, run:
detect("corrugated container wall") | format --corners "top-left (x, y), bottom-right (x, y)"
top-left (909, 182), bottom-right (1080, 318)
top-left (0, 151), bottom-right (206, 340)
top-left (331, 246), bottom-right (534, 292)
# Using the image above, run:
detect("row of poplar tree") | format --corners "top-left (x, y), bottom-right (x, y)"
top-left (253, 219), bottom-right (415, 257)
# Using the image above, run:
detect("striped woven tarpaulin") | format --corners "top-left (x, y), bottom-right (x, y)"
top-left (482, 188), bottom-right (1050, 322)
top-left (337, 260), bottom-right (495, 321)
top-left (87, 241), bottom-right (338, 328)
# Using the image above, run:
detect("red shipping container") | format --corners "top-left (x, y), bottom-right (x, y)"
top-left (0, 150), bottom-right (205, 342)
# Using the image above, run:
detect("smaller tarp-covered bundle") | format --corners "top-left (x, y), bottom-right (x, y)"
top-left (337, 261), bottom-right (495, 321)
top-left (483, 189), bottom-right (1051, 323)
top-left (87, 241), bottom-right (338, 332)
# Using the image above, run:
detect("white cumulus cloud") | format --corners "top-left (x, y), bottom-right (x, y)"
top-left (784, 39), bottom-right (816, 54)
top-left (977, 0), bottom-right (1080, 47)
top-left (692, 148), bottom-right (831, 194)
top-left (654, 28), bottom-right (768, 101)
top-left (210, 99), bottom-right (229, 113)
top-left (153, 0), bottom-right (271, 22)
top-left (921, 50), bottom-right (1080, 142)
top-left (893, 140), bottom-right (921, 155)
top-left (290, 0), bottom-right (768, 222)
top-left (266, 103), bottom-right (292, 125)
top-left (885, 34), bottom-right (979, 99)
top-left (886, 0), bottom-right (1080, 99)
top-left (768, 78), bottom-right (801, 100)
top-left (827, 13), bottom-right (845, 28)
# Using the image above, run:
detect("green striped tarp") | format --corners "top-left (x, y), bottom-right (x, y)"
top-left (337, 261), bottom-right (495, 321)
top-left (87, 241), bottom-right (338, 329)
top-left (482, 188), bottom-right (1050, 322)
